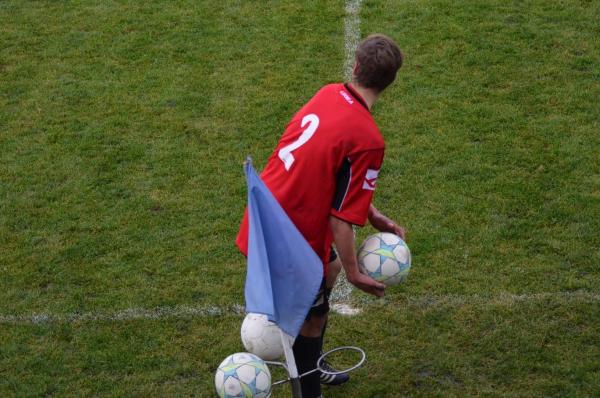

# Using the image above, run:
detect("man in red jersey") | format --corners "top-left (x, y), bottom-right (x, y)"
top-left (237, 34), bottom-right (404, 397)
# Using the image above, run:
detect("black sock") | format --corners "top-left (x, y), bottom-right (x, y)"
top-left (319, 319), bottom-right (329, 353)
top-left (319, 288), bottom-right (332, 353)
top-left (293, 334), bottom-right (322, 398)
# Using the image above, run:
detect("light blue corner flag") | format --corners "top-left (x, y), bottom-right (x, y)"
top-left (244, 158), bottom-right (323, 338)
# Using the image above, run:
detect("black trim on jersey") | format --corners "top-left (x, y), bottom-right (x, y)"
top-left (344, 83), bottom-right (370, 112)
top-left (332, 157), bottom-right (352, 211)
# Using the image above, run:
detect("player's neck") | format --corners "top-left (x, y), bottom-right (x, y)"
top-left (348, 83), bottom-right (379, 110)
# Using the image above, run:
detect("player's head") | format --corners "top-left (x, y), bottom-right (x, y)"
top-left (353, 34), bottom-right (403, 93)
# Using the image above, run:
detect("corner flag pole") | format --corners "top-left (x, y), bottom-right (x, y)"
top-left (279, 330), bottom-right (302, 398)
top-left (244, 157), bottom-right (321, 397)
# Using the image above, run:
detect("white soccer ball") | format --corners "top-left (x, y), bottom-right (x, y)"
top-left (214, 352), bottom-right (271, 398)
top-left (241, 313), bottom-right (284, 360)
top-left (358, 232), bottom-right (411, 286)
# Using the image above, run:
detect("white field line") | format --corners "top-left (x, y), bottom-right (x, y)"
top-left (370, 290), bottom-right (600, 308)
top-left (0, 304), bottom-right (245, 325)
top-left (343, 0), bottom-right (363, 80)
top-left (331, 0), bottom-right (364, 315)
top-left (329, 268), bottom-right (361, 315)
top-left (2, 291), bottom-right (599, 325)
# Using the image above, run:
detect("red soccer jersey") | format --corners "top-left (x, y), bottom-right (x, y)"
top-left (236, 83), bottom-right (385, 268)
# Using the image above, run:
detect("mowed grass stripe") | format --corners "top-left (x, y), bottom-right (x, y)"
top-left (2, 290), bottom-right (598, 325)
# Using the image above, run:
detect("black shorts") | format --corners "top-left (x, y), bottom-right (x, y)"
top-left (306, 278), bottom-right (330, 319)
top-left (306, 247), bottom-right (338, 319)
top-left (328, 246), bottom-right (338, 263)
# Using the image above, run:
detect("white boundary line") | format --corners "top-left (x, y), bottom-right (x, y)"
top-left (2, 291), bottom-right (598, 325)
top-left (330, 0), bottom-right (364, 315)
top-left (343, 0), bottom-right (363, 80)
top-left (0, 304), bottom-right (245, 325)
top-left (365, 290), bottom-right (600, 308)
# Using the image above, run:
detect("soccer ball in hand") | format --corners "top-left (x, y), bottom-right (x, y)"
top-left (357, 232), bottom-right (411, 286)
top-left (214, 352), bottom-right (271, 398)
top-left (241, 313), bottom-right (284, 360)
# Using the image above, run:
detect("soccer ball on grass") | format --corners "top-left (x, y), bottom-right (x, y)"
top-left (214, 352), bottom-right (271, 398)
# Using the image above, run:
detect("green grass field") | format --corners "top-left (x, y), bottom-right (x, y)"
top-left (1, 0), bottom-right (599, 396)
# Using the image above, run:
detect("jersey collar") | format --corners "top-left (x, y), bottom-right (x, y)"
top-left (344, 83), bottom-right (370, 112)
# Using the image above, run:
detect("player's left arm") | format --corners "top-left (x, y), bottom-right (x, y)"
top-left (330, 215), bottom-right (385, 297)
top-left (368, 204), bottom-right (406, 240)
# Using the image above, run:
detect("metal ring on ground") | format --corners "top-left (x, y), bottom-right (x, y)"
top-left (270, 346), bottom-right (366, 384)
top-left (317, 346), bottom-right (366, 375)
top-left (264, 361), bottom-right (290, 387)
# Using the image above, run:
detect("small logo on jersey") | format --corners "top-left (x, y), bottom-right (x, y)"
top-left (340, 90), bottom-right (354, 105)
top-left (362, 168), bottom-right (380, 191)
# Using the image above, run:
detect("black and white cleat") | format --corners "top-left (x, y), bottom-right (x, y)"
top-left (319, 359), bottom-right (350, 386)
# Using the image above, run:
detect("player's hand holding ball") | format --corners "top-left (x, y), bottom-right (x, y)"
top-left (346, 269), bottom-right (386, 297)
top-left (368, 206), bottom-right (407, 240)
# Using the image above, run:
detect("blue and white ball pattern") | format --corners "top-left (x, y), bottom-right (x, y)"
top-left (214, 352), bottom-right (271, 398)
top-left (358, 232), bottom-right (411, 286)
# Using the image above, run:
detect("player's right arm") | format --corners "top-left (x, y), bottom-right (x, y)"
top-left (330, 215), bottom-right (385, 297)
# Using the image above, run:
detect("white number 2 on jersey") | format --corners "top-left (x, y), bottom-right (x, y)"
top-left (278, 113), bottom-right (320, 171)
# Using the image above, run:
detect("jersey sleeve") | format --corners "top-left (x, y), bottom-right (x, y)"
top-left (235, 208), bottom-right (249, 257)
top-left (330, 149), bottom-right (384, 226)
